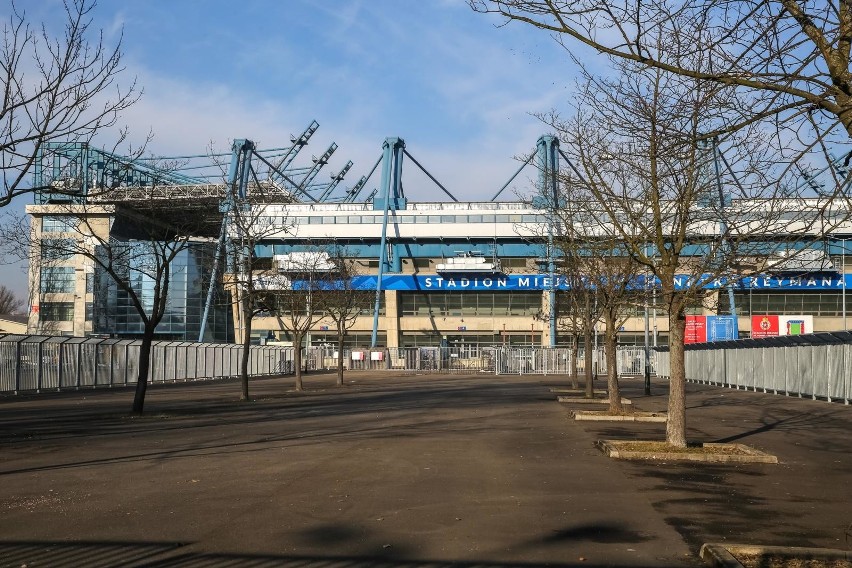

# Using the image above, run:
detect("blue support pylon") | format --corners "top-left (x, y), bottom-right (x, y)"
top-left (371, 137), bottom-right (406, 348)
top-left (537, 135), bottom-right (559, 348)
top-left (198, 139), bottom-right (255, 342)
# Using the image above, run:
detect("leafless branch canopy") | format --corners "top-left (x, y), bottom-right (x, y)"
top-left (0, 0), bottom-right (139, 206)
top-left (470, 0), bottom-right (852, 142)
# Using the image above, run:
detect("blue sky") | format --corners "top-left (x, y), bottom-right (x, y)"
top-left (2, 0), bottom-right (594, 298)
top-left (94, 0), bottom-right (584, 196)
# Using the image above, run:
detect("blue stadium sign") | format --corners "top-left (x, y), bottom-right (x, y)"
top-left (345, 274), bottom-right (852, 292)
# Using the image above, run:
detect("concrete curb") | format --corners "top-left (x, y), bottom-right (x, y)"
top-left (596, 440), bottom-right (779, 463)
top-left (571, 410), bottom-right (667, 422)
top-left (549, 388), bottom-right (608, 395)
top-left (557, 396), bottom-right (632, 405)
top-left (700, 543), bottom-right (852, 567)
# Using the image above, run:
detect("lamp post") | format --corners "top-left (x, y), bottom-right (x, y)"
top-left (843, 237), bottom-right (847, 331)
top-left (643, 273), bottom-right (651, 395)
top-left (642, 242), bottom-right (652, 395)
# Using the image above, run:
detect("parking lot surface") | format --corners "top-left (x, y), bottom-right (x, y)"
top-left (1, 372), bottom-right (849, 567)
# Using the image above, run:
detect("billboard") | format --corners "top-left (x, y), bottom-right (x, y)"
top-left (750, 315), bottom-right (813, 339)
top-left (685, 315), bottom-right (739, 344)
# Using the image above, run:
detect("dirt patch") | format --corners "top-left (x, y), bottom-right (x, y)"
top-left (571, 410), bottom-right (667, 422)
top-left (614, 441), bottom-right (749, 455)
top-left (597, 440), bottom-right (778, 463)
top-left (735, 552), bottom-right (851, 567)
top-left (702, 544), bottom-right (852, 568)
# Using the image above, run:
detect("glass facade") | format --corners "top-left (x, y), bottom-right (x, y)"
top-left (41, 216), bottom-right (77, 233)
top-left (41, 302), bottom-right (74, 321)
top-left (41, 266), bottom-right (75, 293)
top-left (93, 242), bottom-right (233, 341)
top-left (41, 238), bottom-right (75, 261)
top-left (721, 291), bottom-right (845, 316)
top-left (309, 332), bottom-right (386, 348)
top-left (399, 292), bottom-right (542, 317)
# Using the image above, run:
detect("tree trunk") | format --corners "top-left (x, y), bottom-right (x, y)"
top-left (336, 332), bottom-right (345, 387)
top-left (666, 295), bottom-right (688, 447)
top-left (240, 311), bottom-right (252, 401)
top-left (293, 333), bottom-right (304, 391)
top-left (570, 333), bottom-right (579, 389)
top-left (604, 313), bottom-right (623, 414)
top-left (583, 325), bottom-right (594, 398)
top-left (132, 329), bottom-right (154, 414)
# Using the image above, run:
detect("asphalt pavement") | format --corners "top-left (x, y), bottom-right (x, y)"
top-left (0, 371), bottom-right (849, 567)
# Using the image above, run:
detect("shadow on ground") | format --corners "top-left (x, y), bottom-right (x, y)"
top-left (0, 540), bottom-right (629, 568)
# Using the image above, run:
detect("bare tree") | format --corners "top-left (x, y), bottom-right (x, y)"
top-left (271, 250), bottom-right (334, 391)
top-left (0, 284), bottom-right (23, 314)
top-left (555, 229), bottom-right (642, 412)
top-left (554, 276), bottom-right (602, 398)
top-left (548, 55), bottom-right (838, 446)
top-left (17, 199), bottom-right (198, 414)
top-left (317, 250), bottom-right (374, 387)
top-left (0, 0), bottom-right (139, 206)
top-left (221, 188), bottom-right (292, 401)
top-left (470, 0), bottom-right (852, 147)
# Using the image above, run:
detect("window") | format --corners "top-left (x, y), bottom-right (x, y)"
top-left (41, 238), bottom-right (75, 261)
top-left (41, 266), bottom-right (75, 293)
top-left (41, 302), bottom-right (74, 321)
top-left (501, 258), bottom-right (528, 269)
top-left (724, 291), bottom-right (844, 316)
top-left (399, 292), bottom-right (542, 317)
top-left (42, 216), bottom-right (76, 233)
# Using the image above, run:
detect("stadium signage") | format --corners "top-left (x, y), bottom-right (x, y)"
top-left (344, 273), bottom-right (852, 291)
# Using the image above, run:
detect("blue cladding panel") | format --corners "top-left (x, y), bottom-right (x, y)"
top-left (289, 273), bottom-right (852, 292)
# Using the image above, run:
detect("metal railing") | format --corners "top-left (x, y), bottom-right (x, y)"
top-left (0, 334), bottom-right (309, 394)
top-left (1, 335), bottom-right (661, 395)
top-left (314, 346), bottom-right (653, 377)
top-left (315, 346), bottom-right (499, 374)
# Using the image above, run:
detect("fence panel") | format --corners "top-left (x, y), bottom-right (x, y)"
top-left (811, 346), bottom-right (829, 399)
top-left (680, 339), bottom-right (851, 402)
top-left (0, 336), bottom-right (313, 395)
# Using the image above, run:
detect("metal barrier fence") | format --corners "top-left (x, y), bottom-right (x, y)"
top-left (0, 334), bottom-right (309, 394)
top-left (495, 347), bottom-right (573, 375)
top-left (1, 335), bottom-right (663, 395)
top-left (315, 346), bottom-right (499, 373)
top-left (314, 346), bottom-right (653, 377)
top-left (598, 347), bottom-right (654, 377)
top-left (655, 341), bottom-right (851, 403)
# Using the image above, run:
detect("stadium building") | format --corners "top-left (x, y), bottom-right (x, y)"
top-left (24, 134), bottom-right (852, 347)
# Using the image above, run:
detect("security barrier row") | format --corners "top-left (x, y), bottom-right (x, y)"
top-left (1, 335), bottom-right (661, 395)
top-left (654, 343), bottom-right (851, 403)
top-left (0, 334), bottom-right (306, 394)
top-left (314, 345), bottom-right (653, 376)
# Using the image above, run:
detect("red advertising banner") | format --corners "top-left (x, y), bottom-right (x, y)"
top-left (685, 315), bottom-right (707, 344)
top-left (751, 315), bottom-right (779, 339)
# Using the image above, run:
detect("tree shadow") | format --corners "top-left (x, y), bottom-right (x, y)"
top-left (0, 540), bottom-right (631, 568)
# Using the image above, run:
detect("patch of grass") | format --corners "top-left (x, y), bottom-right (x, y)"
top-left (611, 441), bottom-right (751, 455)
top-left (734, 552), bottom-right (851, 568)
